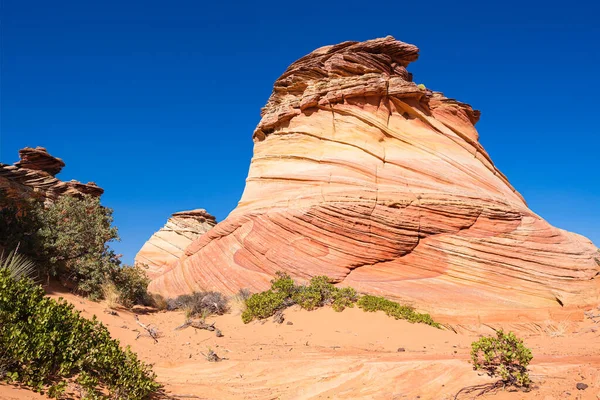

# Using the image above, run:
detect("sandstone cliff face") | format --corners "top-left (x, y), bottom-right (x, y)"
top-left (0, 147), bottom-right (103, 201)
top-left (135, 209), bottom-right (217, 279)
top-left (149, 37), bottom-right (600, 318)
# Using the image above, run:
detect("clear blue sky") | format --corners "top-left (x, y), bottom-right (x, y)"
top-left (2, 0), bottom-right (598, 264)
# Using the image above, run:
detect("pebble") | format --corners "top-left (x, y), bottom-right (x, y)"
top-left (576, 383), bottom-right (588, 390)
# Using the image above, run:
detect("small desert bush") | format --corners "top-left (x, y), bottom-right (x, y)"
top-left (242, 290), bottom-right (287, 323)
top-left (112, 265), bottom-right (151, 308)
top-left (290, 276), bottom-right (357, 312)
top-left (167, 291), bottom-right (229, 319)
top-left (272, 271), bottom-right (297, 295)
top-left (149, 293), bottom-right (168, 311)
top-left (241, 273), bottom-right (436, 327)
top-left (471, 330), bottom-right (533, 388)
top-left (0, 267), bottom-right (160, 399)
top-left (291, 275), bottom-right (334, 310)
top-left (101, 265), bottom-right (151, 309)
top-left (332, 287), bottom-right (358, 312)
top-left (357, 295), bottom-right (441, 328)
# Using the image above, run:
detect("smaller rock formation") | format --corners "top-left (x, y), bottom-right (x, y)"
top-left (0, 147), bottom-right (103, 201)
top-left (135, 209), bottom-right (217, 279)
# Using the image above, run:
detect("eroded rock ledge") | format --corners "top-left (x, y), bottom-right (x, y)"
top-left (148, 37), bottom-right (600, 320)
top-left (0, 147), bottom-right (103, 201)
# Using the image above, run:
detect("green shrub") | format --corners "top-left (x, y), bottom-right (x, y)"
top-left (112, 265), bottom-right (151, 308)
top-left (241, 290), bottom-right (286, 323)
top-left (0, 194), bottom-right (119, 298)
top-left (241, 273), bottom-right (439, 328)
top-left (270, 271), bottom-right (297, 297)
top-left (0, 194), bottom-right (153, 304)
top-left (0, 268), bottom-right (160, 399)
top-left (305, 276), bottom-right (336, 300)
top-left (291, 276), bottom-right (336, 311)
top-left (34, 195), bottom-right (120, 299)
top-left (332, 287), bottom-right (358, 312)
top-left (292, 286), bottom-right (322, 310)
top-left (357, 295), bottom-right (441, 328)
top-left (471, 330), bottom-right (533, 388)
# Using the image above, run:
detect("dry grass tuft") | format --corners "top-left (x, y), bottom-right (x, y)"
top-left (102, 282), bottom-right (120, 310)
top-left (543, 319), bottom-right (571, 337)
top-left (150, 293), bottom-right (168, 311)
top-left (167, 291), bottom-right (230, 319)
top-left (230, 288), bottom-right (251, 314)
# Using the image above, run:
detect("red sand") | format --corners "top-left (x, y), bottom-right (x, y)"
top-left (2, 288), bottom-right (599, 399)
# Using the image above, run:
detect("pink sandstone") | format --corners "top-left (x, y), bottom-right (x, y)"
top-left (135, 209), bottom-right (217, 279)
top-left (147, 37), bottom-right (600, 318)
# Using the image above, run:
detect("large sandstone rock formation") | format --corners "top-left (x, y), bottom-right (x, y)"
top-left (149, 37), bottom-right (600, 318)
top-left (135, 209), bottom-right (217, 279)
top-left (0, 147), bottom-right (103, 201)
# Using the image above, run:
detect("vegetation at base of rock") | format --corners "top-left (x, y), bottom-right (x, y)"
top-left (357, 295), bottom-right (441, 328)
top-left (331, 287), bottom-right (359, 312)
top-left (167, 291), bottom-right (229, 319)
top-left (0, 268), bottom-right (160, 399)
top-left (471, 330), bottom-right (533, 389)
top-left (149, 293), bottom-right (168, 311)
top-left (241, 272), bottom-right (437, 327)
top-left (111, 265), bottom-right (151, 308)
top-left (0, 193), bottom-right (151, 306)
top-left (242, 290), bottom-right (286, 323)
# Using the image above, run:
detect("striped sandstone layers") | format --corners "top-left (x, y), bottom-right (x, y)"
top-left (148, 37), bottom-right (600, 318)
top-left (135, 210), bottom-right (216, 279)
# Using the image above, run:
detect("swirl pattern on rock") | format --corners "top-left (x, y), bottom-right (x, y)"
top-left (0, 147), bottom-right (103, 201)
top-left (149, 37), bottom-right (600, 317)
top-left (135, 209), bottom-right (217, 279)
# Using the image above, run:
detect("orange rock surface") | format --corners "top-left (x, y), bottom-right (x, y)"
top-left (135, 209), bottom-right (216, 279)
top-left (148, 37), bottom-right (600, 318)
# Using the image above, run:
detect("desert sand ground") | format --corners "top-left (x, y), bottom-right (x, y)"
top-left (1, 287), bottom-right (599, 400)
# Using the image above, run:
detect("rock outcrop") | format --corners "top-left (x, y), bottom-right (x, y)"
top-left (148, 37), bottom-right (600, 318)
top-left (135, 209), bottom-right (217, 279)
top-left (0, 147), bottom-right (103, 201)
